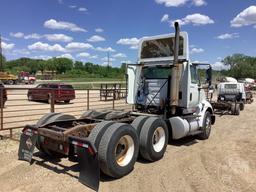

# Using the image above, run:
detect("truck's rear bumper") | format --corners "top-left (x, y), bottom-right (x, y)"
top-left (18, 125), bottom-right (100, 191)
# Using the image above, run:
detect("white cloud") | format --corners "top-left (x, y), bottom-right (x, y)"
top-left (155, 0), bottom-right (189, 7)
top-left (101, 61), bottom-right (112, 66)
top-left (121, 60), bottom-right (132, 64)
top-left (65, 42), bottom-right (93, 50)
top-left (69, 5), bottom-right (76, 8)
top-left (57, 53), bottom-right (74, 60)
top-left (28, 42), bottom-right (66, 52)
top-left (11, 32), bottom-right (72, 42)
top-left (24, 33), bottom-right (43, 39)
top-left (101, 57), bottom-right (116, 62)
top-left (190, 47), bottom-right (204, 54)
top-left (212, 61), bottom-right (230, 71)
top-left (10, 32), bottom-right (24, 38)
top-left (113, 53), bottom-right (127, 58)
top-left (76, 52), bottom-right (90, 58)
top-left (231, 6), bottom-right (256, 27)
top-left (117, 37), bottom-right (140, 49)
top-left (161, 14), bottom-right (169, 22)
top-left (155, 0), bottom-right (206, 7)
top-left (95, 28), bottom-right (104, 33)
top-left (192, 0), bottom-right (206, 6)
top-left (89, 55), bottom-right (98, 59)
top-left (2, 37), bottom-right (10, 41)
top-left (216, 33), bottom-right (239, 40)
top-left (217, 57), bottom-right (222, 61)
top-left (171, 13), bottom-right (214, 26)
top-left (45, 34), bottom-right (73, 42)
top-left (32, 55), bottom-right (52, 60)
top-left (13, 49), bottom-right (30, 55)
top-left (87, 35), bottom-right (106, 42)
top-left (95, 47), bottom-right (116, 52)
top-left (78, 7), bottom-right (87, 12)
top-left (117, 38), bottom-right (140, 45)
top-left (1, 42), bottom-right (15, 50)
top-left (44, 19), bottom-right (87, 32)
top-left (130, 45), bottom-right (139, 49)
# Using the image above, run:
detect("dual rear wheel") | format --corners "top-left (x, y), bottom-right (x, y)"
top-left (88, 116), bottom-right (169, 179)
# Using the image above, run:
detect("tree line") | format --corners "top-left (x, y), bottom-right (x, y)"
top-left (1, 53), bottom-right (256, 80)
top-left (0, 55), bottom-right (126, 79)
top-left (222, 54), bottom-right (256, 79)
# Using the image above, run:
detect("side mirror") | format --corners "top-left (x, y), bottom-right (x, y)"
top-left (205, 66), bottom-right (212, 86)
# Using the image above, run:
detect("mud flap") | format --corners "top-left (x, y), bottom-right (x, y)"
top-left (18, 128), bottom-right (37, 163)
top-left (69, 136), bottom-right (100, 191)
top-left (77, 147), bottom-right (100, 191)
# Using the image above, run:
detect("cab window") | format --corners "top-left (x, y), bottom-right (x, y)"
top-left (190, 65), bottom-right (198, 84)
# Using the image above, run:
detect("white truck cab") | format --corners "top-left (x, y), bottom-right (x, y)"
top-left (127, 24), bottom-right (214, 140)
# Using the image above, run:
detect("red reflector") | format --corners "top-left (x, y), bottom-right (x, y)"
top-left (87, 146), bottom-right (95, 155)
top-left (44, 139), bottom-right (48, 145)
top-left (64, 145), bottom-right (68, 153)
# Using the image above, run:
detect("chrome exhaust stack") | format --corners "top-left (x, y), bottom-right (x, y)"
top-left (170, 22), bottom-right (182, 114)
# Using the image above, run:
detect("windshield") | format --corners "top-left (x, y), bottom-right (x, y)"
top-left (224, 84), bottom-right (237, 89)
top-left (60, 85), bottom-right (74, 89)
top-left (141, 36), bottom-right (184, 59)
top-left (142, 67), bottom-right (171, 79)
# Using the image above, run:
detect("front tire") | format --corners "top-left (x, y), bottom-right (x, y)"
top-left (139, 117), bottom-right (168, 162)
top-left (98, 123), bottom-right (139, 178)
top-left (198, 111), bottom-right (212, 140)
top-left (27, 94), bottom-right (33, 101)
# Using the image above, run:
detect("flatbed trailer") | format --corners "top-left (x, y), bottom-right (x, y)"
top-left (211, 101), bottom-right (241, 115)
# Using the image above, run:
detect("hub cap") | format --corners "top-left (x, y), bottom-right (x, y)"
top-left (152, 127), bottom-right (165, 152)
top-left (115, 135), bottom-right (134, 167)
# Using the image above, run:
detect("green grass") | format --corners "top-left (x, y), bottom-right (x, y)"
top-left (73, 82), bottom-right (127, 90)
top-left (57, 77), bottom-right (125, 82)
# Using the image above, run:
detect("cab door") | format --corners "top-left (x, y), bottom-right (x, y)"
top-left (126, 64), bottom-right (142, 104)
top-left (189, 65), bottom-right (200, 107)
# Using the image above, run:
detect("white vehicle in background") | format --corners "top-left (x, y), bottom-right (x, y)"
top-left (211, 82), bottom-right (246, 115)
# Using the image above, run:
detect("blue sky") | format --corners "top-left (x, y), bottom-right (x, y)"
top-left (1, 0), bottom-right (256, 69)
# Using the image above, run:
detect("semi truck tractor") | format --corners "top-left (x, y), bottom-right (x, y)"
top-left (18, 22), bottom-right (215, 191)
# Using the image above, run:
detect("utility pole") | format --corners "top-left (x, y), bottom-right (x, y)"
top-left (0, 35), bottom-right (3, 72)
top-left (107, 51), bottom-right (110, 68)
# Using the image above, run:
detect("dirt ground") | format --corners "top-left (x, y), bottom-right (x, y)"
top-left (0, 90), bottom-right (256, 192)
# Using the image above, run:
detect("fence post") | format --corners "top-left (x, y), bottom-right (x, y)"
top-left (50, 90), bottom-right (55, 113)
top-left (112, 89), bottom-right (115, 110)
top-left (87, 89), bottom-right (89, 110)
top-left (0, 88), bottom-right (3, 130)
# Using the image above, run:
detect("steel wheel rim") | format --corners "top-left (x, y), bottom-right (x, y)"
top-left (205, 116), bottom-right (211, 134)
top-left (152, 127), bottom-right (165, 152)
top-left (115, 135), bottom-right (134, 167)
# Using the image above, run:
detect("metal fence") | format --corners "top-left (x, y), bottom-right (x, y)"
top-left (0, 87), bottom-right (131, 139)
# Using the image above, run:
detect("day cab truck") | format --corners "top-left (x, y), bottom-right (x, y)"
top-left (18, 22), bottom-right (215, 191)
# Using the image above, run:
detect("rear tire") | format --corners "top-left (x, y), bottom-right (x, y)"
top-left (36, 113), bottom-right (76, 157)
top-left (139, 117), bottom-right (168, 162)
top-left (64, 100), bottom-right (70, 104)
top-left (239, 103), bottom-right (244, 111)
top-left (131, 116), bottom-right (149, 137)
top-left (27, 94), bottom-right (33, 101)
top-left (231, 103), bottom-right (240, 115)
top-left (98, 123), bottom-right (139, 178)
top-left (8, 80), bottom-right (14, 85)
top-left (88, 121), bottom-right (114, 149)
